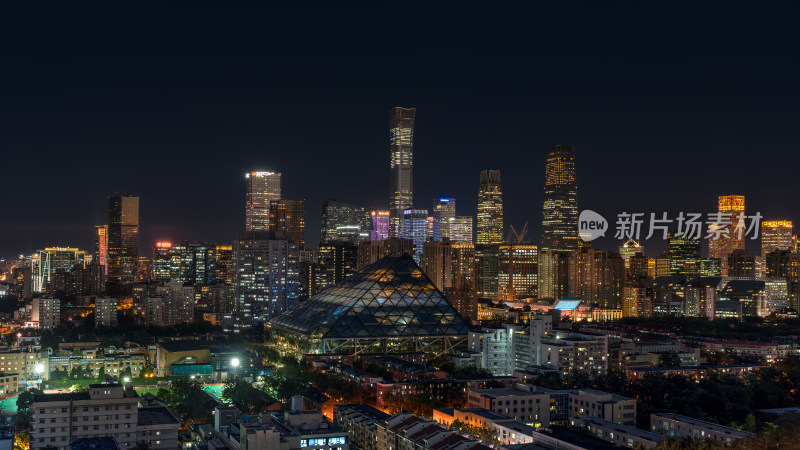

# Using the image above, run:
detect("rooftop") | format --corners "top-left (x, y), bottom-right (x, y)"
top-left (138, 407), bottom-right (180, 426)
top-left (652, 413), bottom-right (753, 437)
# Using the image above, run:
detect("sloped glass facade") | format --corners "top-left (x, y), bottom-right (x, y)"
top-left (269, 255), bottom-right (470, 353)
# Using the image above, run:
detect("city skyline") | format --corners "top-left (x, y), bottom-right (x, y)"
top-left (3, 3), bottom-right (799, 259)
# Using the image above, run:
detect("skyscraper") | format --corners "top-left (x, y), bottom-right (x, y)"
top-left (432, 197), bottom-right (456, 241)
top-left (618, 238), bottom-right (644, 269)
top-left (245, 171), bottom-right (281, 231)
top-left (234, 231), bottom-right (299, 326)
top-left (402, 208), bottom-right (428, 262)
top-left (94, 225), bottom-right (108, 275)
top-left (151, 241), bottom-right (173, 282)
top-left (497, 243), bottom-right (538, 301)
top-left (388, 107), bottom-right (416, 238)
top-left (667, 232), bottom-right (701, 276)
top-left (320, 200), bottom-right (369, 245)
top-left (542, 145), bottom-right (578, 251)
top-left (708, 195), bottom-right (746, 275)
top-left (269, 199), bottom-right (306, 248)
top-left (107, 194), bottom-right (139, 286)
top-left (370, 210), bottom-right (390, 241)
top-left (477, 170), bottom-right (504, 244)
top-left (450, 216), bottom-right (474, 243)
top-left (762, 220), bottom-right (793, 262)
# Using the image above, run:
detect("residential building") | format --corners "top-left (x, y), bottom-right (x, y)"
top-left (650, 413), bottom-right (752, 445)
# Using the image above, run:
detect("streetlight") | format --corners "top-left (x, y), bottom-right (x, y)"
top-left (123, 377), bottom-right (131, 383)
top-left (231, 358), bottom-right (240, 380)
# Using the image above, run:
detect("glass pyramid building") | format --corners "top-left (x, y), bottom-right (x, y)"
top-left (269, 254), bottom-right (471, 354)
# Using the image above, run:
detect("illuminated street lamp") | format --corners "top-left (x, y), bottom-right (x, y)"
top-left (231, 357), bottom-right (240, 380)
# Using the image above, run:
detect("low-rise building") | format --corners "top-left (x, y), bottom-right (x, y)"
top-left (333, 404), bottom-right (390, 450)
top-left (376, 413), bottom-right (493, 450)
top-left (30, 383), bottom-right (180, 450)
top-left (573, 416), bottom-right (664, 449)
top-left (650, 412), bottom-right (752, 445)
top-left (466, 388), bottom-right (551, 426)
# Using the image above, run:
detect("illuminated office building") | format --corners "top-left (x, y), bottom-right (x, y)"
top-left (370, 210), bottom-right (390, 241)
top-left (388, 107), bottom-right (416, 238)
top-left (762, 220), bottom-right (793, 263)
top-left (245, 171), bottom-right (281, 232)
top-left (107, 194), bottom-right (139, 286)
top-left (497, 243), bottom-right (538, 301)
top-left (170, 242), bottom-right (218, 285)
top-left (667, 232), bottom-right (701, 276)
top-left (422, 241), bottom-right (452, 291)
top-left (321, 199), bottom-right (369, 245)
top-left (537, 249), bottom-right (570, 299)
top-left (708, 195), bottom-right (746, 275)
top-left (627, 252), bottom-right (649, 283)
top-left (447, 243), bottom-right (478, 321)
top-left (622, 283), bottom-right (654, 318)
top-left (357, 238), bottom-right (414, 269)
top-left (137, 257), bottom-right (151, 282)
top-left (619, 238), bottom-right (643, 268)
top-left (317, 243), bottom-right (359, 290)
top-left (234, 231), bottom-right (299, 326)
top-left (765, 249), bottom-right (800, 311)
top-left (402, 209), bottom-right (428, 262)
top-left (477, 169), bottom-right (504, 244)
top-left (542, 145), bottom-right (578, 251)
top-left (450, 216), bottom-right (474, 243)
top-left (432, 197), bottom-right (456, 241)
top-left (569, 249), bottom-right (625, 309)
top-left (94, 225), bottom-right (108, 275)
top-left (215, 244), bottom-right (235, 285)
top-left (269, 198), bottom-right (306, 247)
top-left (728, 249), bottom-right (757, 278)
top-left (152, 241), bottom-right (173, 282)
top-left (475, 244), bottom-right (500, 300)
top-left (31, 248), bottom-right (90, 293)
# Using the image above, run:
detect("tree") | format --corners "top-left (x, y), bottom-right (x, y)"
top-left (158, 377), bottom-right (216, 422)
top-left (383, 393), bottom-right (403, 415)
top-left (657, 351), bottom-right (682, 367)
top-left (222, 378), bottom-right (276, 413)
top-left (16, 388), bottom-right (43, 428)
top-left (13, 430), bottom-right (29, 450)
top-left (133, 442), bottom-right (153, 450)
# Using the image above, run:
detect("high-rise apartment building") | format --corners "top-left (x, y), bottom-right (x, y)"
top-left (357, 238), bottom-right (414, 269)
top-left (370, 210), bottom-right (390, 241)
top-left (708, 195), bottom-right (746, 275)
top-left (32, 297), bottom-right (60, 329)
top-left (728, 249), bottom-right (757, 278)
top-left (542, 145), bottom-right (578, 251)
top-left (447, 243), bottom-right (478, 321)
top-left (147, 281), bottom-right (195, 327)
top-left (388, 107), bottom-right (416, 238)
top-left (95, 296), bottom-right (118, 328)
top-left (431, 198), bottom-right (456, 242)
top-left (477, 170), bottom-right (504, 244)
top-left (245, 171), bottom-right (281, 232)
top-left (234, 231), bottom-right (299, 326)
top-left (107, 194), bottom-right (139, 286)
top-left (321, 200), bottom-right (369, 245)
top-left (498, 243), bottom-right (538, 301)
top-left (269, 198), bottom-right (306, 248)
top-left (402, 209), bottom-right (428, 262)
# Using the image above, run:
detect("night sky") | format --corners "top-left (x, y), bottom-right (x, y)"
top-left (2, 2), bottom-right (799, 258)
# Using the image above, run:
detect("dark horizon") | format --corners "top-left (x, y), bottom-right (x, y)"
top-left (2, 2), bottom-right (799, 259)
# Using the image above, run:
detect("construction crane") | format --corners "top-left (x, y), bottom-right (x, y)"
top-left (506, 221), bottom-right (529, 243)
